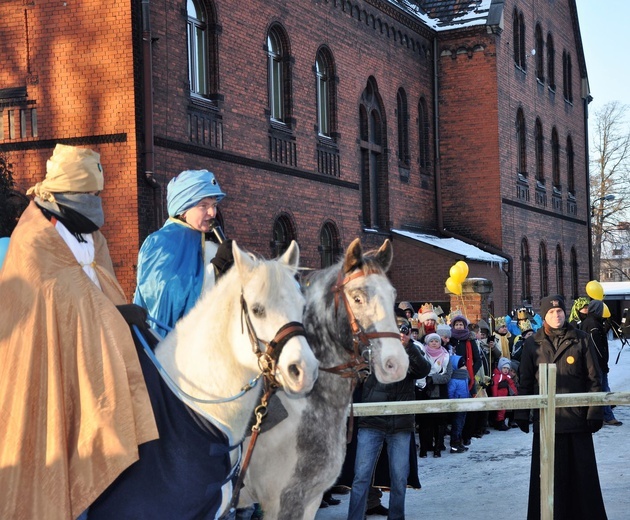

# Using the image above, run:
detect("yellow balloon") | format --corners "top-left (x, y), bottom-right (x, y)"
top-left (449, 264), bottom-right (465, 283)
top-left (445, 276), bottom-right (463, 295)
top-left (455, 260), bottom-right (469, 279)
top-left (603, 303), bottom-right (611, 318)
top-left (585, 280), bottom-right (604, 300)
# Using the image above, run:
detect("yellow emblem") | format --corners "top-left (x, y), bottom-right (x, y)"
top-left (567, 356), bottom-right (575, 364)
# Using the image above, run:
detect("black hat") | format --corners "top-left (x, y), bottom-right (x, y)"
top-left (539, 295), bottom-right (566, 319)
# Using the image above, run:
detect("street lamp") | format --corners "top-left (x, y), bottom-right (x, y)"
top-left (591, 194), bottom-right (616, 218)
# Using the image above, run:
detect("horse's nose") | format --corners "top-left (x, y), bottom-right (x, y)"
top-left (278, 340), bottom-right (318, 395)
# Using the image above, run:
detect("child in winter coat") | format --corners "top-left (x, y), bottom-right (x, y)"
top-left (447, 354), bottom-right (469, 453)
top-left (490, 357), bottom-right (518, 430)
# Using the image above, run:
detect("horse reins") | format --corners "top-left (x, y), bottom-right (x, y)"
top-left (224, 293), bottom-right (308, 518)
top-left (320, 268), bottom-right (400, 381)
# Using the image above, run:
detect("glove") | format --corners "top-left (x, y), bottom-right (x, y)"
top-left (497, 380), bottom-right (509, 390)
top-left (587, 420), bottom-right (603, 433)
top-left (116, 304), bottom-right (148, 328)
top-left (516, 419), bottom-right (530, 434)
top-left (210, 239), bottom-right (234, 278)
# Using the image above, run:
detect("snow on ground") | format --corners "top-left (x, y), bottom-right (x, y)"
top-left (316, 338), bottom-right (630, 520)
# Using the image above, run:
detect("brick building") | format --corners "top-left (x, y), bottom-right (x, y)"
top-left (0, 0), bottom-right (591, 317)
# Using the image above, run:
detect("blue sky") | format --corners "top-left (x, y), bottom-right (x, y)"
top-left (576, 0), bottom-right (630, 114)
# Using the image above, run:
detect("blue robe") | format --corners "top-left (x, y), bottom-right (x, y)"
top-left (134, 219), bottom-right (206, 336)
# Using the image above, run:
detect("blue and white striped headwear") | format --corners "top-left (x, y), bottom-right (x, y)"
top-left (166, 169), bottom-right (226, 217)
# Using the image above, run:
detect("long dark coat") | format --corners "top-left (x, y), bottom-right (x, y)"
top-left (515, 323), bottom-right (606, 519)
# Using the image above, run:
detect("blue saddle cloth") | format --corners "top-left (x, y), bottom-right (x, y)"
top-left (89, 328), bottom-right (238, 519)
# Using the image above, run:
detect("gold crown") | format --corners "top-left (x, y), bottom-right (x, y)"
top-left (494, 316), bottom-right (506, 329)
top-left (420, 303), bottom-right (434, 314)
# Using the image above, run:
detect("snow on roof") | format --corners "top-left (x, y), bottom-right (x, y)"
top-left (386, 0), bottom-right (493, 31)
top-left (392, 229), bottom-right (507, 264)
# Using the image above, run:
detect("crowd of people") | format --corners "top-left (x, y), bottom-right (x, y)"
top-left (322, 298), bottom-right (623, 519)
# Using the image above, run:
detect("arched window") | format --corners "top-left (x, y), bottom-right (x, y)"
top-left (418, 97), bottom-right (430, 170)
top-left (319, 221), bottom-right (341, 268)
top-left (187, 0), bottom-right (216, 97)
top-left (570, 246), bottom-right (579, 299)
top-left (516, 108), bottom-right (527, 176)
top-left (556, 244), bottom-right (564, 296)
top-left (315, 48), bottom-right (336, 137)
top-left (267, 25), bottom-right (291, 123)
top-left (521, 238), bottom-right (532, 305)
top-left (513, 9), bottom-right (526, 69)
top-left (397, 88), bottom-right (410, 167)
top-left (539, 241), bottom-right (549, 298)
top-left (271, 213), bottom-right (297, 258)
top-left (359, 77), bottom-right (389, 230)
top-left (563, 50), bottom-right (573, 103)
top-left (535, 24), bottom-right (544, 82)
top-left (547, 33), bottom-right (555, 90)
top-left (566, 135), bottom-right (575, 195)
top-left (551, 127), bottom-right (560, 188)
top-left (535, 118), bottom-right (544, 182)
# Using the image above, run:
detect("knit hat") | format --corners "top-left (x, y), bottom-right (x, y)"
top-left (539, 295), bottom-right (566, 319)
top-left (477, 319), bottom-right (490, 334)
top-left (418, 303), bottom-right (438, 323)
top-left (424, 333), bottom-right (441, 345)
top-left (587, 300), bottom-right (604, 319)
top-left (450, 314), bottom-right (469, 328)
top-left (498, 357), bottom-right (511, 370)
top-left (436, 324), bottom-right (452, 338)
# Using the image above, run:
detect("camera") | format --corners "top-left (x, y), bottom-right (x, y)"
top-left (399, 325), bottom-right (410, 335)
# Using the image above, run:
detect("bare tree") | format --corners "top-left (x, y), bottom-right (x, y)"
top-left (590, 101), bottom-right (630, 280)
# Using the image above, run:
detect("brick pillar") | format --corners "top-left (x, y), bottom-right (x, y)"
top-left (447, 278), bottom-right (493, 323)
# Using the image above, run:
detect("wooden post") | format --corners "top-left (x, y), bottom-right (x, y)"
top-left (539, 363), bottom-right (557, 520)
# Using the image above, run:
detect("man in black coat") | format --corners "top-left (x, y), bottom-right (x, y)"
top-left (347, 323), bottom-right (431, 520)
top-left (515, 295), bottom-right (607, 520)
top-left (580, 299), bottom-right (622, 426)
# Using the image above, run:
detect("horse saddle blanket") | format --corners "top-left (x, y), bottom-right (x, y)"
top-left (88, 328), bottom-right (239, 519)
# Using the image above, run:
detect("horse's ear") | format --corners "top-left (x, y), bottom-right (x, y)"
top-left (342, 238), bottom-right (363, 274)
top-left (232, 240), bottom-right (256, 274)
top-left (374, 239), bottom-right (394, 272)
top-left (279, 240), bottom-right (300, 269)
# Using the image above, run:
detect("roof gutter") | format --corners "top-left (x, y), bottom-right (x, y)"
top-left (432, 36), bottom-right (514, 312)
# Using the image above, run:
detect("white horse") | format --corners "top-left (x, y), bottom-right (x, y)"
top-left (239, 238), bottom-right (408, 519)
top-left (89, 240), bottom-right (319, 520)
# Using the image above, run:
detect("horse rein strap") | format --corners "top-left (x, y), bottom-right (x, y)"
top-left (240, 293), bottom-right (307, 388)
top-left (321, 269), bottom-right (399, 380)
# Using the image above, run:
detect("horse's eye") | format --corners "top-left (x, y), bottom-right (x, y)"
top-left (251, 304), bottom-right (266, 317)
top-left (353, 295), bottom-right (363, 304)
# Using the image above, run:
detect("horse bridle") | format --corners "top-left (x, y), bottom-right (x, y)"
top-left (240, 292), bottom-right (307, 389)
top-left (224, 293), bottom-right (308, 518)
top-left (320, 268), bottom-right (400, 381)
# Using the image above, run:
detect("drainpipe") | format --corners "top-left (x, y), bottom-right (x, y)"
top-left (432, 37), bottom-right (514, 312)
top-left (142, 0), bottom-right (162, 229)
top-left (584, 93), bottom-right (593, 280)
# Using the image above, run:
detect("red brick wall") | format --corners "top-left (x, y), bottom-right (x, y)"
top-left (1, 0), bottom-right (140, 296)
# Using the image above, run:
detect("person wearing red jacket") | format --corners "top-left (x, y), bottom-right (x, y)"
top-left (490, 357), bottom-right (518, 430)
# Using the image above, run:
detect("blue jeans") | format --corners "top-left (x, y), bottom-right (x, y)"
top-left (601, 371), bottom-right (616, 422)
top-left (450, 411), bottom-right (466, 445)
top-left (347, 428), bottom-right (411, 520)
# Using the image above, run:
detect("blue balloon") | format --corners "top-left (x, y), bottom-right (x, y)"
top-left (0, 237), bottom-right (9, 269)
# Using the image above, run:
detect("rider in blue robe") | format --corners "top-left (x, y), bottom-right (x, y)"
top-left (134, 169), bottom-right (230, 336)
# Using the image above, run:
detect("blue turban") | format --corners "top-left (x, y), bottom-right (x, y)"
top-left (166, 169), bottom-right (226, 217)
